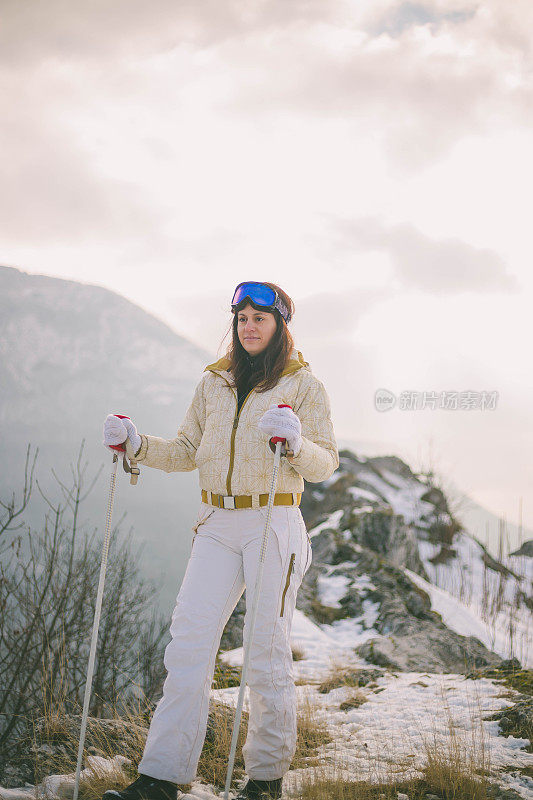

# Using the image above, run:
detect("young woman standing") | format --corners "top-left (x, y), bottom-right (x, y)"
top-left (102, 282), bottom-right (338, 800)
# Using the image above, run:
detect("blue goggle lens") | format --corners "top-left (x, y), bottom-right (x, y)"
top-left (231, 281), bottom-right (276, 308)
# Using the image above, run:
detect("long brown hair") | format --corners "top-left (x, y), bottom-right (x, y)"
top-left (223, 282), bottom-right (295, 393)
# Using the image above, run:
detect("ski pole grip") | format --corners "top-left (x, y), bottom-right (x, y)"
top-left (270, 404), bottom-right (292, 446)
top-left (109, 414), bottom-right (131, 452)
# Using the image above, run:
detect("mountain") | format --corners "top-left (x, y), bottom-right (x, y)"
top-left (0, 265), bottom-right (213, 610)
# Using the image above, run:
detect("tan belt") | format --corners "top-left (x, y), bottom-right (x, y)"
top-left (201, 489), bottom-right (301, 509)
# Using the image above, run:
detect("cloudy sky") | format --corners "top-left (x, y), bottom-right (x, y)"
top-left (2, 0), bottom-right (532, 536)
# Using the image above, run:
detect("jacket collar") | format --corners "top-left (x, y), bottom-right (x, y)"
top-left (204, 347), bottom-right (308, 380)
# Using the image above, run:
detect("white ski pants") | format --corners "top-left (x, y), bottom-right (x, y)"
top-left (137, 501), bottom-right (312, 784)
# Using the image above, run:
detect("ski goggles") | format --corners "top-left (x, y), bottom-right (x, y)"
top-left (231, 281), bottom-right (291, 323)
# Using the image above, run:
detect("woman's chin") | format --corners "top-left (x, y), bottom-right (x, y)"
top-left (243, 341), bottom-right (264, 354)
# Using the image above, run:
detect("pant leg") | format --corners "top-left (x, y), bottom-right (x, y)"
top-left (138, 511), bottom-right (245, 784)
top-left (241, 506), bottom-right (312, 781)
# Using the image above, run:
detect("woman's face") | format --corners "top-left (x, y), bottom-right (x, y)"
top-left (237, 303), bottom-right (277, 356)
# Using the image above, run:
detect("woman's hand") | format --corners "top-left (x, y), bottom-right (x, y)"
top-left (258, 405), bottom-right (302, 458)
top-left (103, 414), bottom-right (141, 454)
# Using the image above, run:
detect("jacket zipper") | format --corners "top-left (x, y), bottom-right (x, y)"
top-left (221, 380), bottom-right (255, 496)
top-left (280, 553), bottom-right (296, 617)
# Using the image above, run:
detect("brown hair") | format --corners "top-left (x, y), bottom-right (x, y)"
top-left (221, 282), bottom-right (295, 393)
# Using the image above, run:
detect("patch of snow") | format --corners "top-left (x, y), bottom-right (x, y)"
top-left (351, 574), bottom-right (377, 591)
top-left (348, 486), bottom-right (379, 503)
top-left (357, 469), bottom-right (434, 526)
top-left (350, 503), bottom-right (376, 515)
top-left (319, 599), bottom-right (380, 647)
top-left (308, 509), bottom-right (344, 537)
top-left (317, 574), bottom-right (351, 608)
top-left (219, 609), bottom-right (364, 680)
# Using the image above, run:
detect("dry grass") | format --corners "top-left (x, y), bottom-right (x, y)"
top-left (291, 645), bottom-right (306, 662)
top-left (418, 680), bottom-right (492, 799)
top-left (292, 772), bottom-right (491, 799)
top-left (30, 705), bottom-right (151, 799)
top-left (339, 690), bottom-right (368, 711)
top-left (295, 677), bottom-right (321, 687)
top-left (294, 732), bottom-right (492, 800)
top-left (291, 694), bottom-right (333, 770)
top-left (196, 700), bottom-right (248, 790)
top-left (27, 673), bottom-right (330, 796)
top-left (317, 662), bottom-right (380, 695)
top-left (25, 641), bottom-right (146, 797)
top-left (212, 657), bottom-right (242, 689)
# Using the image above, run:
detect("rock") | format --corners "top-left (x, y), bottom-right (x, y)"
top-left (486, 698), bottom-right (533, 751)
top-left (318, 667), bottom-right (385, 694)
top-left (509, 539), bottom-right (533, 557)
top-left (355, 627), bottom-right (503, 674)
top-left (339, 693), bottom-right (368, 711)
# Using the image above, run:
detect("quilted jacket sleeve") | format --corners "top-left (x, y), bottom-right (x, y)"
top-left (288, 373), bottom-right (339, 483)
top-left (124, 374), bottom-right (207, 473)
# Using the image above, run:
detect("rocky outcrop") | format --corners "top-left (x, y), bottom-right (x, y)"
top-left (296, 526), bottom-right (503, 674)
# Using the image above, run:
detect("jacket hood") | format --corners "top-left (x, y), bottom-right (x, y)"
top-left (204, 347), bottom-right (309, 380)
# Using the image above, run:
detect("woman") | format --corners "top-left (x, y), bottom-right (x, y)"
top-left (101, 281), bottom-right (339, 800)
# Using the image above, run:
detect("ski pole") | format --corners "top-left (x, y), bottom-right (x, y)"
top-left (223, 405), bottom-right (292, 800)
top-left (73, 416), bottom-right (133, 800)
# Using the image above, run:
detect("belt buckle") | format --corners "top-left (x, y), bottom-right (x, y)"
top-left (222, 495), bottom-right (236, 510)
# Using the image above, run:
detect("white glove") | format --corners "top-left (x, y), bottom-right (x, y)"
top-left (258, 405), bottom-right (303, 457)
top-left (103, 414), bottom-right (142, 454)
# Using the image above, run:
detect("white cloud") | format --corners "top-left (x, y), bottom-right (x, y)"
top-left (331, 217), bottom-right (519, 294)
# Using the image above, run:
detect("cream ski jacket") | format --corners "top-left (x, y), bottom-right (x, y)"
top-left (125, 347), bottom-right (339, 500)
